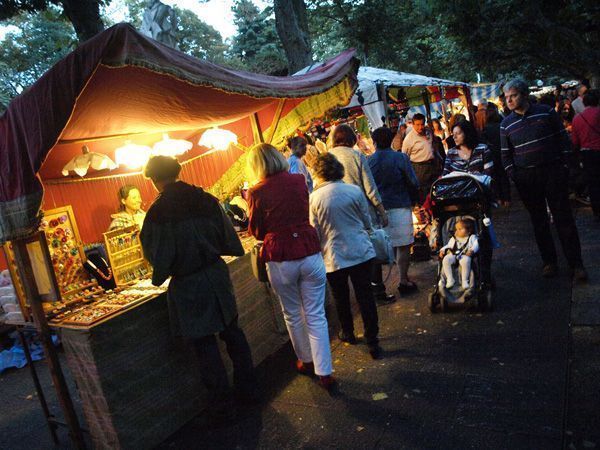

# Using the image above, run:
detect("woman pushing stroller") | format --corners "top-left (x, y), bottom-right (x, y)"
top-left (441, 120), bottom-right (496, 286)
top-left (428, 120), bottom-right (497, 311)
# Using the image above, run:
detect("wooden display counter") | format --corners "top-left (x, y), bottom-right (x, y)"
top-left (58, 253), bottom-right (288, 449)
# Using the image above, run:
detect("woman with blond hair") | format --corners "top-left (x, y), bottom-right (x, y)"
top-left (246, 144), bottom-right (335, 390)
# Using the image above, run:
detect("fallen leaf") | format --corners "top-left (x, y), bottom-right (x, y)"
top-left (372, 392), bottom-right (388, 401)
top-left (496, 320), bottom-right (505, 326)
top-left (412, 389), bottom-right (421, 394)
top-left (356, 426), bottom-right (365, 432)
top-left (25, 395), bottom-right (33, 400)
top-left (357, 368), bottom-right (364, 373)
top-left (451, 322), bottom-right (459, 326)
top-left (334, 359), bottom-right (341, 364)
top-left (414, 313), bottom-right (421, 317)
top-left (499, 362), bottom-right (505, 366)
top-left (403, 393), bottom-right (410, 399)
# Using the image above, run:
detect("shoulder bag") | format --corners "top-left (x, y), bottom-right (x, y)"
top-left (250, 242), bottom-right (269, 282)
top-left (369, 228), bottom-right (395, 265)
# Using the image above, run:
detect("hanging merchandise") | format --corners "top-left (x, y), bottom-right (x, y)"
top-left (62, 145), bottom-right (117, 177)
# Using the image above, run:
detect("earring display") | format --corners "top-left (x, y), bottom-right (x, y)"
top-left (103, 225), bottom-right (151, 287)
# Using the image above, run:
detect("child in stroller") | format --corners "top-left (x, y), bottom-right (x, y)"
top-left (427, 173), bottom-right (494, 312)
top-left (439, 219), bottom-right (479, 290)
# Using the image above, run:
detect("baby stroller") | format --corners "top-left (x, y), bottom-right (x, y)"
top-left (427, 173), bottom-right (494, 313)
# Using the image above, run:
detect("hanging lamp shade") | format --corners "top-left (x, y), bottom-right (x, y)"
top-left (62, 145), bottom-right (117, 177)
top-left (115, 141), bottom-right (152, 169)
top-left (152, 133), bottom-right (193, 157)
top-left (198, 127), bottom-right (238, 151)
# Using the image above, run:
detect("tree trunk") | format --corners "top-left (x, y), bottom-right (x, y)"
top-left (61, 0), bottom-right (105, 42)
top-left (274, 0), bottom-right (312, 74)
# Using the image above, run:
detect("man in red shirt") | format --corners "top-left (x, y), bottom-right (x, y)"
top-left (571, 90), bottom-right (600, 219)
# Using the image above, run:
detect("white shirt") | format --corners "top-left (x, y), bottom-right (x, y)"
top-left (401, 129), bottom-right (435, 163)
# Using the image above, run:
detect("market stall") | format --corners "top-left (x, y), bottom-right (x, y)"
top-left (296, 65), bottom-right (472, 130)
top-left (0, 23), bottom-right (359, 449)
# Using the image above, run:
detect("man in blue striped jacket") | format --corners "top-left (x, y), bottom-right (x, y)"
top-left (500, 79), bottom-right (587, 282)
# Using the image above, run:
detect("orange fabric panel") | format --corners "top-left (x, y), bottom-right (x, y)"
top-left (60, 65), bottom-right (276, 142)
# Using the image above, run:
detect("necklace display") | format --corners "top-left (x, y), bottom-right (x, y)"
top-left (86, 258), bottom-right (113, 280)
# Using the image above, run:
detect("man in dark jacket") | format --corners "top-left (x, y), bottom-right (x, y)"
top-left (141, 155), bottom-right (257, 422)
top-left (500, 79), bottom-right (587, 282)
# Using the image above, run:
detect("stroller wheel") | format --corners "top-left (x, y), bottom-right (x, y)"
top-left (440, 296), bottom-right (448, 313)
top-left (428, 292), bottom-right (439, 313)
top-left (478, 290), bottom-right (493, 311)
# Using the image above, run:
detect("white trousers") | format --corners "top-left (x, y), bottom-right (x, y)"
top-left (267, 253), bottom-right (332, 376)
top-left (442, 254), bottom-right (472, 288)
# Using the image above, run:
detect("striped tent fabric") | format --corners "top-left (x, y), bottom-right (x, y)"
top-left (470, 83), bottom-right (502, 105)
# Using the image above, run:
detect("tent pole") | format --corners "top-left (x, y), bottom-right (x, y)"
top-left (249, 113), bottom-right (264, 144)
top-left (265, 99), bottom-right (286, 144)
top-left (12, 233), bottom-right (86, 450)
top-left (376, 83), bottom-right (389, 127)
top-left (464, 86), bottom-right (476, 122)
top-left (422, 88), bottom-right (432, 124)
top-left (441, 87), bottom-right (450, 129)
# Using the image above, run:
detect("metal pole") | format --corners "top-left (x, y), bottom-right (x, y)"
top-left (17, 327), bottom-right (59, 444)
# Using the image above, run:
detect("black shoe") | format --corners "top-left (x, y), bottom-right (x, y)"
top-left (367, 344), bottom-right (382, 360)
top-left (338, 331), bottom-right (357, 345)
top-left (542, 263), bottom-right (558, 278)
top-left (572, 266), bottom-right (588, 283)
top-left (398, 281), bottom-right (418, 296)
top-left (375, 292), bottom-right (396, 305)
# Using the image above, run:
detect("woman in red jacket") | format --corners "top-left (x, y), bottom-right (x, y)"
top-left (247, 144), bottom-right (335, 390)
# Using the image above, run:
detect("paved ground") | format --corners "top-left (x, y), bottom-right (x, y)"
top-left (1, 198), bottom-right (598, 449)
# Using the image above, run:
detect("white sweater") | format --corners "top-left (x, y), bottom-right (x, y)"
top-left (441, 234), bottom-right (479, 255)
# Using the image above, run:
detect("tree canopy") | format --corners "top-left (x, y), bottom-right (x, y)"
top-left (1, 0), bottom-right (598, 111)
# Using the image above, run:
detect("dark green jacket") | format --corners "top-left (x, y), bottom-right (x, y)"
top-left (141, 181), bottom-right (244, 338)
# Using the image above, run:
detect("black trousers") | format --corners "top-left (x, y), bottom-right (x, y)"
top-left (582, 151), bottom-right (600, 216)
top-left (326, 259), bottom-right (379, 345)
top-left (412, 159), bottom-right (440, 204)
top-left (193, 317), bottom-right (256, 407)
top-left (513, 164), bottom-right (583, 268)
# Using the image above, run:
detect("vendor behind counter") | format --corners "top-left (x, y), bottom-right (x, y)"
top-left (109, 185), bottom-right (146, 231)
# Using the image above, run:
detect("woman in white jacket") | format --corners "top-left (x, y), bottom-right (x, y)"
top-left (309, 153), bottom-right (382, 359)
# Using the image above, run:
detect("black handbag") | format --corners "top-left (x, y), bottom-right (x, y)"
top-left (250, 242), bottom-right (269, 283)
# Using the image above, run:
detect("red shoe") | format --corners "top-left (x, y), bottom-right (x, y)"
top-left (296, 360), bottom-right (315, 377)
top-left (316, 375), bottom-right (336, 391)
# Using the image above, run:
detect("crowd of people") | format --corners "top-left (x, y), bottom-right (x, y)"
top-left (133, 77), bottom-right (597, 425)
